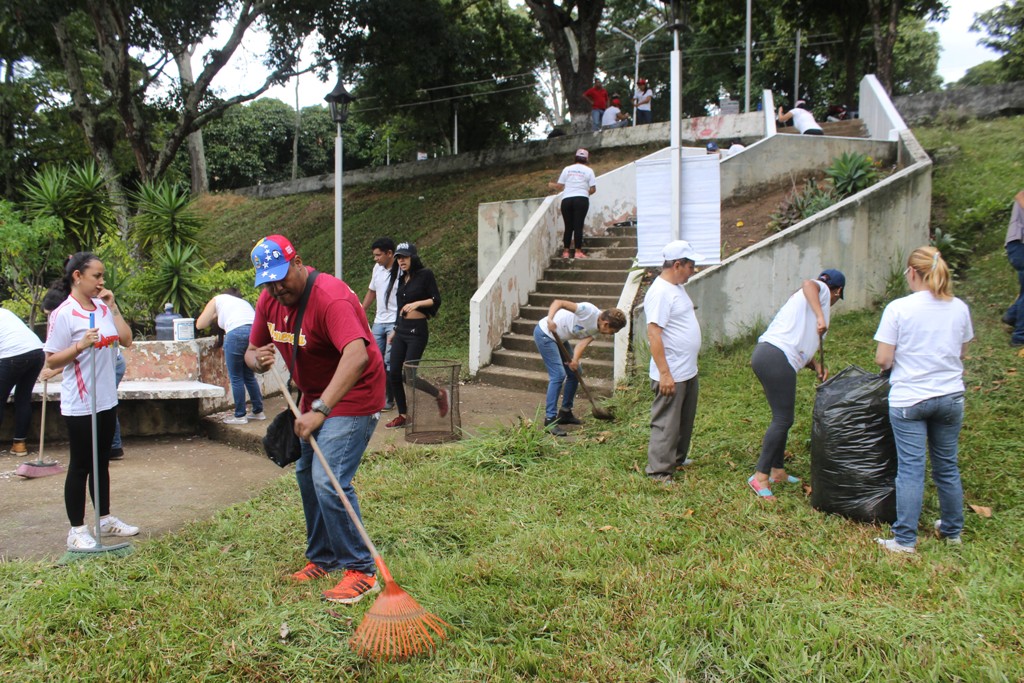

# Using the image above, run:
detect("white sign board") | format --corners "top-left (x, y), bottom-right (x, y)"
top-left (635, 154), bottom-right (721, 266)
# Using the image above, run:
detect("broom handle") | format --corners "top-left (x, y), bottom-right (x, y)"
top-left (39, 379), bottom-right (46, 460)
top-left (269, 364), bottom-right (384, 566)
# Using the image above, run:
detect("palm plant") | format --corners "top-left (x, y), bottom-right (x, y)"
top-left (131, 180), bottom-right (203, 252)
top-left (142, 243), bottom-right (207, 318)
top-left (825, 152), bottom-right (879, 198)
top-left (66, 161), bottom-right (116, 250)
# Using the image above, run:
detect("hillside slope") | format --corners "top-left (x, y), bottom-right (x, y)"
top-left (195, 146), bottom-right (662, 356)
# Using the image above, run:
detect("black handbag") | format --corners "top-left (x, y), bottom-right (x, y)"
top-left (261, 271), bottom-right (319, 468)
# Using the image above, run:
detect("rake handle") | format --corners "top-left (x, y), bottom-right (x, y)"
top-left (551, 331), bottom-right (606, 414)
top-left (269, 364), bottom-right (387, 577)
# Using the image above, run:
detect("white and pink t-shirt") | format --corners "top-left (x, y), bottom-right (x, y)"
top-left (43, 296), bottom-right (121, 416)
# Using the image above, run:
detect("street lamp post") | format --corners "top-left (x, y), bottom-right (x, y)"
top-left (611, 22), bottom-right (668, 126)
top-left (324, 74), bottom-right (354, 281)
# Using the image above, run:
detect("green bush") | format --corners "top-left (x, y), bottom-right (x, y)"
top-left (768, 179), bottom-right (838, 232)
top-left (131, 180), bottom-right (203, 251)
top-left (825, 151), bottom-right (879, 197)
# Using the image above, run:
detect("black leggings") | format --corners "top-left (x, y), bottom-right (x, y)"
top-left (64, 407), bottom-right (117, 527)
top-left (751, 343), bottom-right (797, 475)
top-left (561, 196), bottom-right (589, 251)
top-left (0, 348), bottom-right (45, 441)
top-left (389, 318), bottom-right (439, 415)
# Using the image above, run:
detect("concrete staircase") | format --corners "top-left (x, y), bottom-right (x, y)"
top-left (475, 225), bottom-right (638, 395)
top-left (777, 118), bottom-right (868, 137)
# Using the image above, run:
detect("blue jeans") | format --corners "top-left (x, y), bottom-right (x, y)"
top-left (533, 325), bottom-right (578, 420)
top-left (371, 321), bottom-right (395, 405)
top-left (889, 392), bottom-right (965, 546)
top-left (591, 109), bottom-right (603, 131)
top-left (224, 326), bottom-right (263, 418)
top-left (1005, 240), bottom-right (1024, 343)
top-left (112, 351), bottom-right (125, 449)
top-left (295, 413), bottom-right (379, 574)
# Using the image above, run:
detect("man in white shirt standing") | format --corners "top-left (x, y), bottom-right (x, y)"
top-left (361, 237), bottom-right (399, 410)
top-left (645, 240), bottom-right (703, 484)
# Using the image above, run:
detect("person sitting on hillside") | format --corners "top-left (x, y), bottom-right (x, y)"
top-left (777, 100), bottom-right (823, 135)
top-left (533, 300), bottom-right (626, 436)
top-left (601, 96), bottom-right (630, 129)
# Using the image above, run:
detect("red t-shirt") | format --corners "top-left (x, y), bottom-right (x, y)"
top-left (583, 86), bottom-right (608, 110)
top-left (251, 269), bottom-right (385, 416)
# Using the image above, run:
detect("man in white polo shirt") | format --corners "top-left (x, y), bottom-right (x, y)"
top-left (645, 240), bottom-right (703, 484)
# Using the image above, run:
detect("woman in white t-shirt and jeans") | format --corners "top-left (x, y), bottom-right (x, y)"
top-left (197, 288), bottom-right (265, 424)
top-left (43, 252), bottom-right (137, 550)
top-left (748, 270), bottom-right (845, 500)
top-left (549, 148), bottom-right (597, 259)
top-left (874, 246), bottom-right (973, 553)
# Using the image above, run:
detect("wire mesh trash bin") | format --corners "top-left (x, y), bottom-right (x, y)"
top-left (403, 359), bottom-right (461, 444)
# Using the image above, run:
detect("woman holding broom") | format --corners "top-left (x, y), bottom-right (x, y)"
top-left (43, 252), bottom-right (137, 550)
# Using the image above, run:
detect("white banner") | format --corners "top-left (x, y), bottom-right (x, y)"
top-left (636, 153), bottom-right (721, 266)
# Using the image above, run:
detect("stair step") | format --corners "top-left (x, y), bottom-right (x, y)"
top-left (586, 235), bottom-right (637, 247)
top-left (501, 333), bottom-right (614, 360)
top-left (547, 257), bottom-right (635, 270)
top-left (528, 292), bottom-right (620, 309)
top-left (490, 348), bottom-right (614, 377)
top-left (474, 365), bottom-right (612, 396)
top-left (535, 280), bottom-right (624, 296)
top-left (535, 268), bottom-right (630, 283)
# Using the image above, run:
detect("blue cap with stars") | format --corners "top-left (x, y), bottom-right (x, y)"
top-left (251, 235), bottom-right (296, 286)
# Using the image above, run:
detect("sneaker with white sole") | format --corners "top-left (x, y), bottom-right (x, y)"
top-left (223, 415), bottom-right (249, 425)
top-left (67, 525), bottom-right (99, 550)
top-left (934, 519), bottom-right (962, 545)
top-left (322, 569), bottom-right (380, 604)
top-left (249, 411), bottom-right (267, 421)
top-left (875, 537), bottom-right (915, 554)
top-left (99, 515), bottom-right (139, 537)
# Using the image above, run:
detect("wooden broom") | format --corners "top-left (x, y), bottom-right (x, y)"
top-left (270, 365), bottom-right (449, 660)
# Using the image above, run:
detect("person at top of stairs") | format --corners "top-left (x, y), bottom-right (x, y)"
top-left (777, 100), bottom-right (824, 136)
top-left (533, 299), bottom-right (625, 436)
top-left (549, 148), bottom-right (597, 260)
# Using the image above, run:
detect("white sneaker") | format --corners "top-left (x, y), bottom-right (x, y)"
top-left (222, 415), bottom-right (249, 425)
top-left (99, 515), bottom-right (139, 537)
top-left (249, 411), bottom-right (267, 421)
top-left (875, 538), bottom-right (915, 554)
top-left (68, 525), bottom-right (98, 550)
top-left (934, 519), bottom-right (962, 545)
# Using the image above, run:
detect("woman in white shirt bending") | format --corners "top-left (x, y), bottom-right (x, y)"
top-left (873, 247), bottom-right (973, 553)
top-left (197, 288), bottom-right (265, 424)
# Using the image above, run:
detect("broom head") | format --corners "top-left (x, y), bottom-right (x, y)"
top-left (349, 558), bottom-right (449, 661)
top-left (15, 460), bottom-right (65, 479)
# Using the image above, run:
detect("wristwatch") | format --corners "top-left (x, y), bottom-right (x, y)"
top-left (311, 399), bottom-right (331, 417)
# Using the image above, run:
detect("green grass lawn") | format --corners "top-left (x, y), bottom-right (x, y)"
top-left (1, 121), bottom-right (1022, 681)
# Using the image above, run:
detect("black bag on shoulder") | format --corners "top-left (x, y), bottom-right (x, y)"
top-left (262, 271), bottom-right (318, 468)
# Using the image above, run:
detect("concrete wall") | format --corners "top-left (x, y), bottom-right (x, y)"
top-left (860, 75), bottom-right (908, 141)
top-left (634, 128), bottom-right (932, 351)
top-left (893, 81), bottom-right (1024, 125)
top-left (235, 109), bottom-right (770, 201)
top-left (477, 197), bottom-right (545, 284)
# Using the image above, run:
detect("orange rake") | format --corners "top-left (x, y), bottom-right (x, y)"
top-left (271, 366), bottom-right (449, 661)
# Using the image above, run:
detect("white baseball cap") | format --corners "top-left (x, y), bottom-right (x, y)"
top-left (662, 240), bottom-right (704, 263)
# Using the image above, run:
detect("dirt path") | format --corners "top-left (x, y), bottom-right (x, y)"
top-left (0, 381), bottom-right (550, 563)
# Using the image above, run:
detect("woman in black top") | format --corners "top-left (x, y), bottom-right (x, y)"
top-left (384, 242), bottom-right (445, 429)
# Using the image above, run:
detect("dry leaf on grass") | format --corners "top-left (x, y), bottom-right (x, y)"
top-left (596, 525), bottom-right (620, 533)
top-left (595, 431), bottom-right (613, 443)
top-left (803, 484), bottom-right (813, 497)
top-left (969, 504), bottom-right (993, 517)
top-left (279, 622), bottom-right (290, 642)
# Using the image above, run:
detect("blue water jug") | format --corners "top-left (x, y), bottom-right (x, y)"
top-left (155, 303), bottom-right (179, 341)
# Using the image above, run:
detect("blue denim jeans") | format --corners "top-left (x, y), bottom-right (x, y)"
top-left (295, 413), bottom-right (379, 574)
top-left (1005, 240), bottom-right (1024, 343)
top-left (591, 109), bottom-right (603, 131)
top-left (889, 392), bottom-right (965, 546)
top-left (224, 325), bottom-right (263, 418)
top-left (533, 325), bottom-right (578, 420)
top-left (112, 351), bottom-right (125, 449)
top-left (371, 321), bottom-right (396, 405)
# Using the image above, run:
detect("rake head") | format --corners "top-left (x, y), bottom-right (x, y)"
top-left (349, 561), bottom-right (449, 661)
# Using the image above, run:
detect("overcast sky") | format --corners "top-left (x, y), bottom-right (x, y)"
top-left (203, 0), bottom-right (1008, 111)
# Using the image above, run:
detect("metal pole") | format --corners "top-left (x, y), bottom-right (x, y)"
top-left (334, 122), bottom-right (343, 280)
top-left (794, 30), bottom-right (802, 103)
top-left (454, 107), bottom-right (459, 155)
top-left (744, 0), bottom-right (752, 113)
top-left (632, 43), bottom-right (640, 126)
top-left (386, 135), bottom-right (390, 166)
top-left (670, 21), bottom-right (682, 241)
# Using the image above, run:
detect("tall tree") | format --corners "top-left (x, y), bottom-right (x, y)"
top-left (525, 0), bottom-right (607, 133)
top-left (971, 0), bottom-right (1024, 82)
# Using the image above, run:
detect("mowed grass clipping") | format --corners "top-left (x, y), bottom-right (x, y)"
top-left (1, 120), bottom-right (1023, 681)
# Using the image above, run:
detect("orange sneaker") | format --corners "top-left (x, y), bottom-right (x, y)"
top-left (288, 562), bottom-right (329, 582)
top-left (323, 569), bottom-right (380, 604)
top-left (10, 441), bottom-right (27, 456)
top-left (574, 250), bottom-right (587, 259)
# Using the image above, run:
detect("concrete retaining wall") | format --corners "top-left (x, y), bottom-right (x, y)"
top-left (893, 81), bottom-right (1024, 125)
top-left (634, 127), bottom-right (931, 352)
top-left (860, 75), bottom-right (908, 141)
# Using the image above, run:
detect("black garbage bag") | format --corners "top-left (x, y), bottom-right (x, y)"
top-left (810, 365), bottom-right (897, 523)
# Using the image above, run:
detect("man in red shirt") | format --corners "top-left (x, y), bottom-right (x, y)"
top-left (245, 234), bottom-right (385, 605)
top-left (582, 77), bottom-right (608, 132)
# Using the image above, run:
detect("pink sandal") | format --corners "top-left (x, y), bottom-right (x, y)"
top-left (747, 475), bottom-right (776, 501)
